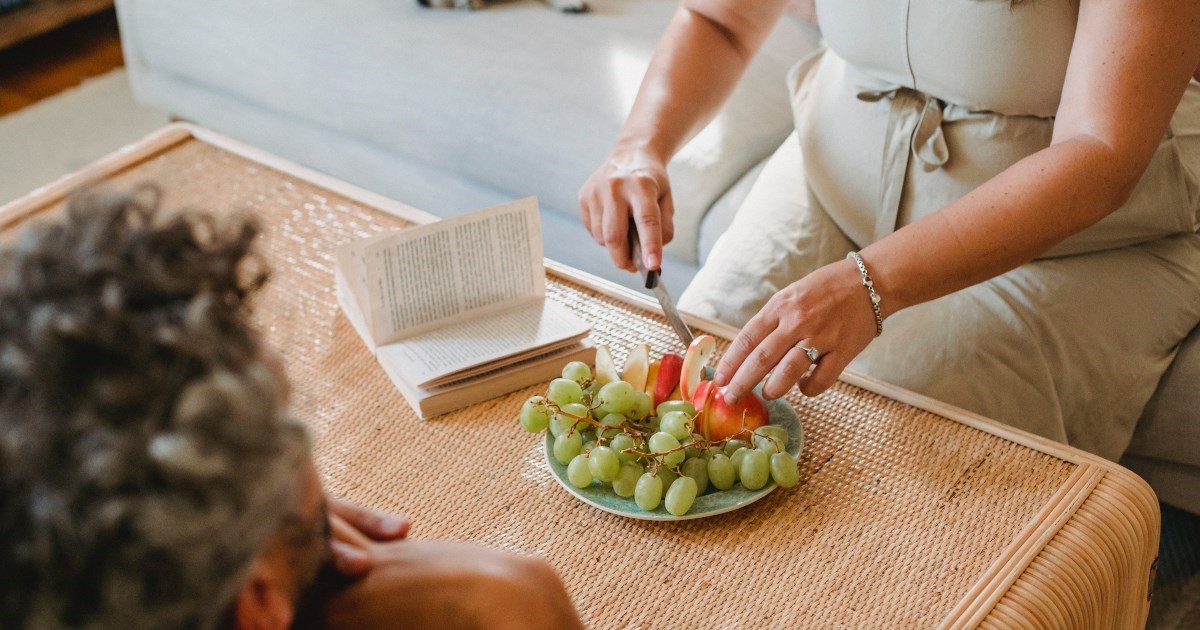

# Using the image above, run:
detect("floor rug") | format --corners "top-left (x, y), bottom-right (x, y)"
top-left (0, 67), bottom-right (169, 206)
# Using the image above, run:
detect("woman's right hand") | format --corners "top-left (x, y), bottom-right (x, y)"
top-left (578, 148), bottom-right (675, 273)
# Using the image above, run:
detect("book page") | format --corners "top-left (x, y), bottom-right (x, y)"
top-left (362, 198), bottom-right (544, 344)
top-left (376, 299), bottom-right (589, 389)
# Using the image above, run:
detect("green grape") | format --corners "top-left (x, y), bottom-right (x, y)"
top-left (754, 435), bottom-right (782, 455)
top-left (706, 445), bottom-right (725, 459)
top-left (655, 400), bottom-right (697, 419)
top-left (650, 432), bottom-right (684, 468)
top-left (519, 396), bottom-right (553, 433)
top-left (553, 431), bottom-right (583, 466)
top-left (583, 440), bottom-right (596, 452)
top-left (634, 472), bottom-right (664, 511)
top-left (628, 391), bottom-right (653, 420)
top-left (609, 434), bottom-right (639, 462)
top-left (598, 381), bottom-right (637, 414)
top-left (740, 449), bottom-right (770, 490)
top-left (550, 402), bottom-right (589, 437)
top-left (597, 424), bottom-right (624, 439)
top-left (647, 416), bottom-right (661, 433)
top-left (770, 452), bottom-right (800, 488)
top-left (547, 378), bottom-right (584, 407)
top-left (656, 465), bottom-right (678, 490)
top-left (648, 431), bottom-right (680, 454)
top-left (660, 411), bottom-right (694, 441)
top-left (567, 453), bottom-right (593, 488)
top-left (665, 476), bottom-right (699, 516)
top-left (753, 425), bottom-right (789, 454)
top-left (707, 454), bottom-right (736, 490)
top-left (724, 439), bottom-right (750, 457)
top-left (588, 446), bottom-right (621, 482)
top-left (600, 412), bottom-right (627, 428)
top-left (681, 457), bottom-right (709, 494)
top-left (681, 436), bottom-right (701, 459)
top-left (612, 461), bottom-right (643, 497)
top-left (730, 447), bottom-right (749, 472)
top-left (561, 361), bottom-right (592, 387)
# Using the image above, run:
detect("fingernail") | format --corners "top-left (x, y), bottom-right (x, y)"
top-left (380, 516), bottom-right (404, 534)
top-left (724, 390), bottom-right (739, 405)
top-left (648, 254), bottom-right (660, 269)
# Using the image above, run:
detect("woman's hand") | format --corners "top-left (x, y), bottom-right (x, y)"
top-left (713, 258), bottom-right (878, 402)
top-left (327, 494), bottom-right (411, 577)
top-left (578, 149), bottom-right (675, 273)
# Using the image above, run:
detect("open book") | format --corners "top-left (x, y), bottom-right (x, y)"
top-left (335, 198), bottom-right (594, 418)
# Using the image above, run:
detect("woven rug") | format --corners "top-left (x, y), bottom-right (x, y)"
top-left (0, 68), bottom-right (169, 205)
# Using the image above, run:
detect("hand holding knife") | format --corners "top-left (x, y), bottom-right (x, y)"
top-left (629, 220), bottom-right (695, 348)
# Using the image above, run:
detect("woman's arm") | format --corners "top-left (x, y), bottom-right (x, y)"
top-left (578, 0), bottom-right (789, 271)
top-left (715, 0), bottom-right (1200, 402)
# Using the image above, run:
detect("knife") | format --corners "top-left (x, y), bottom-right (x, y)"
top-left (629, 221), bottom-right (695, 348)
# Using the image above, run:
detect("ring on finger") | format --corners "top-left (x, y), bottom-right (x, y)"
top-left (795, 344), bottom-right (821, 363)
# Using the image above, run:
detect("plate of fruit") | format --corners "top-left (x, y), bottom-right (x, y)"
top-left (518, 334), bottom-right (803, 520)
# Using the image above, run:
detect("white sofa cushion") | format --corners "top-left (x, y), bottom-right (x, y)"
top-left (116, 0), bottom-right (819, 265)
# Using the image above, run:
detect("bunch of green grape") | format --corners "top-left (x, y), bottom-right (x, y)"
top-left (519, 360), bottom-right (800, 517)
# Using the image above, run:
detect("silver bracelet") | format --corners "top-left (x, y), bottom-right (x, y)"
top-left (847, 251), bottom-right (883, 337)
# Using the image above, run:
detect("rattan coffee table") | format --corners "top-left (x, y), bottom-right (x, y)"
top-left (1, 124), bottom-right (1159, 629)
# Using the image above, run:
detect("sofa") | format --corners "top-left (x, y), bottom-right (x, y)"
top-left (114, 0), bottom-right (1199, 514)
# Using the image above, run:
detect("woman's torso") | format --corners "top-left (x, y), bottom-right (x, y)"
top-left (793, 0), bottom-right (1200, 254)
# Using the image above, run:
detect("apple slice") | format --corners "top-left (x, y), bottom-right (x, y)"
top-left (679, 334), bottom-right (716, 400)
top-left (594, 345), bottom-right (619, 387)
top-left (621, 343), bottom-right (650, 391)
top-left (642, 360), bottom-right (661, 399)
top-left (653, 353), bottom-right (684, 406)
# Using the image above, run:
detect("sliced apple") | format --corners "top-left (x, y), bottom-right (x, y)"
top-left (679, 334), bottom-right (716, 400)
top-left (653, 353), bottom-right (684, 407)
top-left (643, 361), bottom-right (661, 399)
top-left (594, 345), bottom-right (619, 387)
top-left (621, 343), bottom-right (650, 391)
top-left (691, 380), bottom-right (767, 442)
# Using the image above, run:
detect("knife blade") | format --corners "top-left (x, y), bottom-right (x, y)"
top-left (629, 222), bottom-right (695, 348)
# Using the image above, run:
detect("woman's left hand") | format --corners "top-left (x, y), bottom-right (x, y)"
top-left (712, 257), bottom-right (879, 403)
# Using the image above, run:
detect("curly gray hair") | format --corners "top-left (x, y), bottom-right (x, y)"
top-left (0, 189), bottom-right (309, 629)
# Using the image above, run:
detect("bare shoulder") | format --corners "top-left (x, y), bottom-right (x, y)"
top-left (316, 540), bottom-right (582, 630)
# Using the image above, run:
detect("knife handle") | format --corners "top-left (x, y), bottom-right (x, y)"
top-left (628, 219), bottom-right (659, 290)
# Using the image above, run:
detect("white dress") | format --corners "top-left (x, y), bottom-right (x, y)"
top-left (678, 0), bottom-right (1200, 461)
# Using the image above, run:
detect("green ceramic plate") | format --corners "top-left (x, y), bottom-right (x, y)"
top-left (544, 384), bottom-right (803, 521)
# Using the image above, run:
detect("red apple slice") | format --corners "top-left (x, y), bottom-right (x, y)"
top-left (594, 345), bottom-right (619, 387)
top-left (679, 334), bottom-right (716, 400)
top-left (621, 343), bottom-right (650, 391)
top-left (691, 380), bottom-right (768, 442)
top-left (653, 353), bottom-right (683, 407)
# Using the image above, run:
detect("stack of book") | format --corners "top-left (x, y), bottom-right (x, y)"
top-left (335, 198), bottom-right (594, 418)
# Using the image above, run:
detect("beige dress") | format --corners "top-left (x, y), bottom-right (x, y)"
top-left (679, 0), bottom-right (1200, 461)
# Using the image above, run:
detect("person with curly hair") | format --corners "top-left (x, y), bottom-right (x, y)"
top-left (0, 189), bottom-right (581, 630)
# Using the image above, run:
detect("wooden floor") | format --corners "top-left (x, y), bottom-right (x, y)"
top-left (0, 9), bottom-right (123, 116)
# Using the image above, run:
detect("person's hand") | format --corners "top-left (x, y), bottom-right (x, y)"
top-left (713, 258), bottom-right (878, 402)
top-left (578, 149), bottom-right (675, 272)
top-left (326, 494), bottom-right (411, 577)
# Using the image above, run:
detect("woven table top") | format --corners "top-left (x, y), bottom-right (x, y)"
top-left (4, 126), bottom-right (1158, 629)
